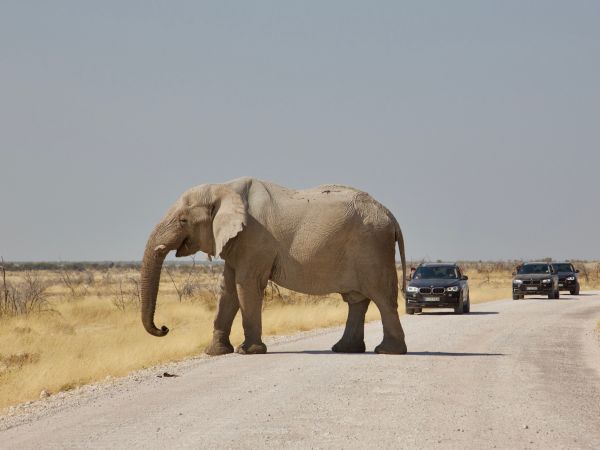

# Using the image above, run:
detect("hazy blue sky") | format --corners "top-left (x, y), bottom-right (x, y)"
top-left (1, 1), bottom-right (599, 262)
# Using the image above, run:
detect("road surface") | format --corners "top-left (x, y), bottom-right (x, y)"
top-left (2, 292), bottom-right (600, 449)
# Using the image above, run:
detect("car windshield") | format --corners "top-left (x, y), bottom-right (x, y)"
top-left (552, 263), bottom-right (574, 273)
top-left (413, 266), bottom-right (458, 279)
top-left (517, 264), bottom-right (551, 275)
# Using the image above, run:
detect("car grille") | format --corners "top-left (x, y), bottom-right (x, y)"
top-left (521, 280), bottom-right (539, 286)
top-left (419, 287), bottom-right (446, 294)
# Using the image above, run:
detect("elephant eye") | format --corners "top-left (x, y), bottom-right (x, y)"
top-left (179, 218), bottom-right (188, 224)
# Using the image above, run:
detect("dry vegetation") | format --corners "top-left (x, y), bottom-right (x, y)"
top-left (1, 259), bottom-right (599, 410)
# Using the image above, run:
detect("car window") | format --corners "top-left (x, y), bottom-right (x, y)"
top-left (552, 263), bottom-right (574, 272)
top-left (413, 266), bottom-right (459, 279)
top-left (517, 264), bottom-right (551, 275)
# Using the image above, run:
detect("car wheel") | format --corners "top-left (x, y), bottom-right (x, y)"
top-left (513, 293), bottom-right (520, 300)
top-left (571, 283), bottom-right (580, 295)
top-left (462, 297), bottom-right (470, 313)
top-left (414, 307), bottom-right (422, 314)
top-left (548, 291), bottom-right (554, 299)
top-left (555, 289), bottom-right (560, 299)
top-left (407, 307), bottom-right (415, 315)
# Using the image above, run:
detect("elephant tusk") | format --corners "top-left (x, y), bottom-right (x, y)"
top-left (154, 244), bottom-right (167, 254)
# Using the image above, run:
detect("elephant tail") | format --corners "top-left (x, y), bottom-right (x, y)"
top-left (394, 219), bottom-right (407, 296)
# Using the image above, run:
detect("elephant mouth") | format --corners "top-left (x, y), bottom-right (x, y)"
top-left (175, 237), bottom-right (191, 257)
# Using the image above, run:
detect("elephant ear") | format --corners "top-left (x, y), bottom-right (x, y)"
top-left (211, 186), bottom-right (247, 258)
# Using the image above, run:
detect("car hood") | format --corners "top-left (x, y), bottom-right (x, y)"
top-left (556, 271), bottom-right (576, 277)
top-left (513, 274), bottom-right (553, 281)
top-left (409, 279), bottom-right (461, 288)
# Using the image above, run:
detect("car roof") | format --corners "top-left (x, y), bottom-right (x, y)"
top-left (522, 262), bottom-right (551, 265)
top-left (551, 262), bottom-right (572, 265)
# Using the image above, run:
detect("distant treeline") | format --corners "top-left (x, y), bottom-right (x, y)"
top-left (0, 260), bottom-right (223, 271)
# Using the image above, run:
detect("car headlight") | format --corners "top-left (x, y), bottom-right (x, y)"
top-left (446, 286), bottom-right (459, 292)
top-left (566, 276), bottom-right (575, 281)
top-left (406, 286), bottom-right (419, 293)
top-left (513, 279), bottom-right (523, 285)
top-left (542, 279), bottom-right (552, 284)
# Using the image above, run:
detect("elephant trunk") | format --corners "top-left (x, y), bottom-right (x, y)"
top-left (140, 229), bottom-right (170, 337)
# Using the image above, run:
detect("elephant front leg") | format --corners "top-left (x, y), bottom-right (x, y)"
top-left (205, 263), bottom-right (239, 356)
top-left (235, 279), bottom-right (267, 355)
top-left (332, 296), bottom-right (369, 353)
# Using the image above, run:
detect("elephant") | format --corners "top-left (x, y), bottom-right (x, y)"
top-left (141, 177), bottom-right (408, 355)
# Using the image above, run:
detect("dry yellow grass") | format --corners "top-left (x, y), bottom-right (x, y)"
top-left (0, 268), bottom-right (383, 410)
top-left (0, 295), bottom-right (383, 410)
top-left (1, 261), bottom-right (599, 410)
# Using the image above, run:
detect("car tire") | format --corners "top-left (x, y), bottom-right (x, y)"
top-left (513, 293), bottom-right (520, 300)
top-left (414, 307), bottom-right (422, 314)
top-left (548, 291), bottom-right (554, 299)
top-left (571, 283), bottom-right (580, 295)
top-left (555, 289), bottom-right (560, 299)
top-left (462, 297), bottom-right (470, 313)
top-left (454, 295), bottom-right (464, 314)
top-left (407, 307), bottom-right (415, 315)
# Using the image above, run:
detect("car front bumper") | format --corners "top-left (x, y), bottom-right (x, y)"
top-left (558, 279), bottom-right (577, 291)
top-left (513, 285), bottom-right (553, 295)
top-left (406, 292), bottom-right (460, 308)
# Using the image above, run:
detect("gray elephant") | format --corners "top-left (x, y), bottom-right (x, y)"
top-left (141, 177), bottom-right (408, 355)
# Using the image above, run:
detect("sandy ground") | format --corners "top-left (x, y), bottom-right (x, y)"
top-left (2, 292), bottom-right (600, 449)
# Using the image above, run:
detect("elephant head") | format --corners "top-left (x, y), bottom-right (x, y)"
top-left (141, 184), bottom-right (246, 337)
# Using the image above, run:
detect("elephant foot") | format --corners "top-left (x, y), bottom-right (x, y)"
top-left (332, 339), bottom-right (366, 353)
top-left (235, 342), bottom-right (267, 355)
top-left (205, 340), bottom-right (234, 356)
top-left (374, 339), bottom-right (407, 355)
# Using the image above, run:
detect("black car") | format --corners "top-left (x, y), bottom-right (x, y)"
top-left (405, 263), bottom-right (470, 315)
top-left (512, 262), bottom-right (560, 300)
top-left (551, 262), bottom-right (580, 295)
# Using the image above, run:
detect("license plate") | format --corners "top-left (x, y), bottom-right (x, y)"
top-left (424, 297), bottom-right (439, 302)
top-left (526, 286), bottom-right (537, 291)
top-left (559, 284), bottom-right (564, 287)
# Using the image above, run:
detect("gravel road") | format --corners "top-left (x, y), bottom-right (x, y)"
top-left (2, 292), bottom-right (600, 449)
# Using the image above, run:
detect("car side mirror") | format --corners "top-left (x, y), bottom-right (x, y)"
top-left (576, 269), bottom-right (580, 273)
top-left (461, 275), bottom-right (468, 280)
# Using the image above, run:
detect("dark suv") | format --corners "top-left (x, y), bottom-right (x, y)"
top-left (551, 262), bottom-right (580, 295)
top-left (512, 262), bottom-right (559, 300)
top-left (405, 263), bottom-right (470, 315)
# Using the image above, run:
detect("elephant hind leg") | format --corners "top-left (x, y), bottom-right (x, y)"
top-left (332, 293), bottom-right (369, 353)
top-left (371, 291), bottom-right (407, 355)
